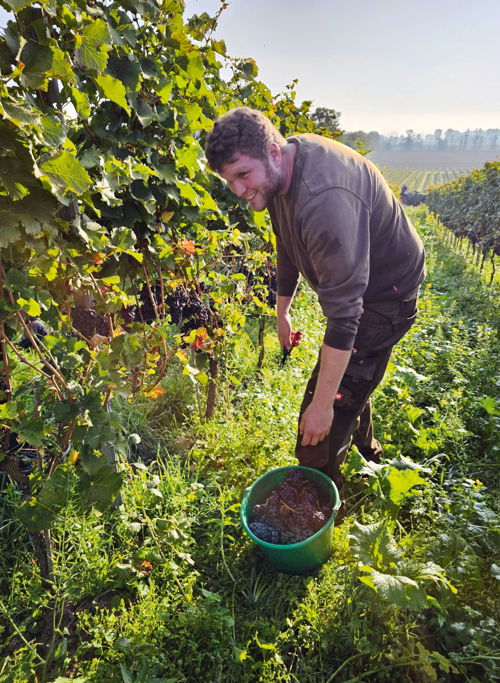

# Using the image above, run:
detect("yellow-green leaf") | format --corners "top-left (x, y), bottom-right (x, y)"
top-left (70, 88), bottom-right (91, 119)
top-left (17, 297), bottom-right (41, 317)
top-left (96, 73), bottom-right (131, 115)
top-left (75, 19), bottom-right (110, 73)
top-left (38, 151), bottom-right (92, 196)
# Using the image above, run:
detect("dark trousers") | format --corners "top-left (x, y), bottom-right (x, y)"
top-left (295, 298), bottom-right (418, 499)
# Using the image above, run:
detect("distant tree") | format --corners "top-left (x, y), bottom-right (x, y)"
top-left (472, 131), bottom-right (482, 148)
top-left (445, 129), bottom-right (460, 148)
top-left (404, 129), bottom-right (416, 149)
top-left (311, 107), bottom-right (342, 133)
top-left (368, 131), bottom-right (382, 148)
top-left (434, 129), bottom-right (444, 149)
top-left (341, 131), bottom-right (373, 155)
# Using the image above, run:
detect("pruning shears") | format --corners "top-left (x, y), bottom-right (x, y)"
top-left (280, 330), bottom-right (303, 367)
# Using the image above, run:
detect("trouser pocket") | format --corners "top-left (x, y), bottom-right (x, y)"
top-left (354, 298), bottom-right (418, 352)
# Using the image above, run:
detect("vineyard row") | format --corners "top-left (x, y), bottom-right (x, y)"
top-left (381, 167), bottom-right (470, 191)
top-left (426, 161), bottom-right (500, 283)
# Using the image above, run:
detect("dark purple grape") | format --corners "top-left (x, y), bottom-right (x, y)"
top-left (249, 522), bottom-right (280, 544)
top-left (71, 307), bottom-right (111, 337)
top-left (249, 470), bottom-right (333, 545)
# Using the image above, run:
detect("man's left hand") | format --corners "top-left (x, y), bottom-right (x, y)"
top-left (299, 402), bottom-right (333, 446)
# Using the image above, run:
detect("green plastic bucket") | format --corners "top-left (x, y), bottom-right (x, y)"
top-left (240, 465), bottom-right (341, 574)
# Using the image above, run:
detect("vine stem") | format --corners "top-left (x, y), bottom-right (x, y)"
top-left (88, 271), bottom-right (114, 337)
top-left (324, 652), bottom-right (366, 682)
top-left (81, 118), bottom-right (99, 146)
top-left (1, 335), bottom-right (54, 381)
top-left (0, 260), bottom-right (66, 400)
top-left (14, 309), bottom-right (68, 388)
top-left (0, 328), bottom-right (13, 398)
top-left (142, 262), bottom-right (169, 364)
top-left (156, 265), bottom-right (166, 319)
top-left (142, 262), bottom-right (160, 320)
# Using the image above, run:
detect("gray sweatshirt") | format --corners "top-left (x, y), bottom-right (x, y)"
top-left (268, 134), bottom-right (426, 350)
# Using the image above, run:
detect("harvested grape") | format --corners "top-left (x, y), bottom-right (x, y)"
top-left (248, 522), bottom-right (281, 544)
top-left (249, 470), bottom-right (332, 545)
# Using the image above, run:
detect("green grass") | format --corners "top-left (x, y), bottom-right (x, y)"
top-left (0, 208), bottom-right (499, 682)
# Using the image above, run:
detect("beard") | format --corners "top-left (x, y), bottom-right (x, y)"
top-left (259, 160), bottom-right (282, 208)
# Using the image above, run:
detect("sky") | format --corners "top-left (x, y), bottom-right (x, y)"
top-left (184, 0), bottom-right (500, 135)
top-left (1, 1), bottom-right (498, 136)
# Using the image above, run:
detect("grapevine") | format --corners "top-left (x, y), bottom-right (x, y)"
top-left (426, 162), bottom-right (500, 280)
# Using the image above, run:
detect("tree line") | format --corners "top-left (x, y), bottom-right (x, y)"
top-left (309, 108), bottom-right (500, 153)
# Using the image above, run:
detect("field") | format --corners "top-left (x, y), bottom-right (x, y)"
top-left (368, 148), bottom-right (499, 169)
top-left (380, 167), bottom-right (469, 191)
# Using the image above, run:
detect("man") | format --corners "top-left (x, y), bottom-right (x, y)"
top-left (205, 107), bottom-right (425, 520)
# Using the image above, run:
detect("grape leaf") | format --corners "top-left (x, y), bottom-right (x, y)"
top-left (3, 0), bottom-right (34, 13)
top-left (41, 115), bottom-right (65, 148)
top-left (75, 19), bottom-right (110, 73)
top-left (0, 190), bottom-right (58, 240)
top-left (107, 56), bottom-right (141, 92)
top-left (38, 151), bottom-right (92, 196)
top-left (70, 87), bottom-right (91, 119)
top-left (385, 468), bottom-right (427, 506)
top-left (96, 73), bottom-right (131, 115)
top-left (16, 465), bottom-right (71, 532)
top-left (48, 45), bottom-right (75, 83)
top-left (78, 464), bottom-right (123, 511)
top-left (17, 297), bottom-right (41, 317)
top-left (19, 43), bottom-right (53, 90)
top-left (0, 401), bottom-right (18, 419)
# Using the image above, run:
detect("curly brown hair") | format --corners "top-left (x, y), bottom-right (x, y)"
top-left (205, 107), bottom-right (287, 172)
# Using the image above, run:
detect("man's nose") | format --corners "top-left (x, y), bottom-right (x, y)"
top-left (231, 179), bottom-right (246, 197)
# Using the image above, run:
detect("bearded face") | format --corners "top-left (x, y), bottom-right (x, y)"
top-left (219, 152), bottom-right (283, 211)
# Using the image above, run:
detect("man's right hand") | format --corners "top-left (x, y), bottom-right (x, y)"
top-left (277, 312), bottom-right (293, 350)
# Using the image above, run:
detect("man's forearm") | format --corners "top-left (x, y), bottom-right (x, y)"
top-left (277, 295), bottom-right (294, 349)
top-left (277, 295), bottom-right (293, 318)
top-left (298, 343), bottom-right (351, 446)
top-left (312, 344), bottom-right (351, 407)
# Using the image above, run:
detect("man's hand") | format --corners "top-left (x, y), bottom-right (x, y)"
top-left (277, 311), bottom-right (293, 350)
top-left (299, 401), bottom-right (334, 446)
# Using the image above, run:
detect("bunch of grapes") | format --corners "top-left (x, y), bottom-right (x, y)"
top-left (71, 306), bottom-right (111, 337)
top-left (179, 291), bottom-right (212, 333)
top-left (249, 470), bottom-right (332, 545)
top-left (134, 286), bottom-right (217, 332)
top-left (263, 267), bottom-right (277, 308)
top-left (119, 306), bottom-right (136, 328)
top-left (164, 288), bottom-right (190, 325)
top-left (135, 286), bottom-right (159, 324)
top-left (18, 318), bottom-right (48, 349)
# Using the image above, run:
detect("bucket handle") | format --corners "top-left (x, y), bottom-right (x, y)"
top-left (241, 486), bottom-right (251, 505)
top-left (240, 486), bottom-right (252, 520)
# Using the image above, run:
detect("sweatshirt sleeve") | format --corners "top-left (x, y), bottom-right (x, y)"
top-left (299, 189), bottom-right (370, 350)
top-left (275, 230), bottom-right (300, 298)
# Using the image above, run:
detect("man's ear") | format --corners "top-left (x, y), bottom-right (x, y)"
top-left (268, 142), bottom-right (282, 165)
